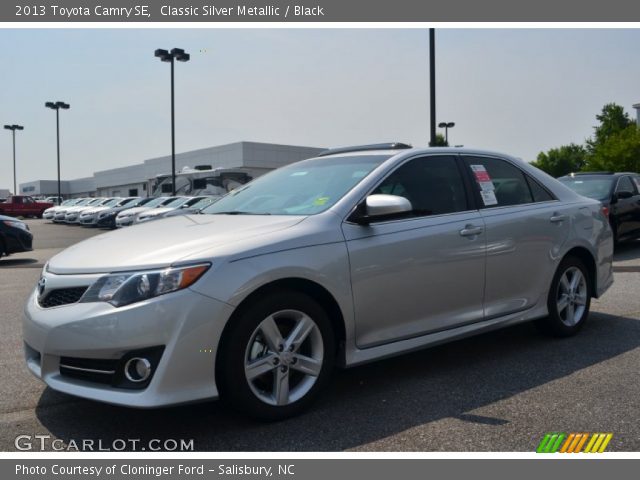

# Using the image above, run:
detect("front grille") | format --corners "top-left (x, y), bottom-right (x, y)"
top-left (59, 356), bottom-right (118, 385)
top-left (39, 287), bottom-right (88, 308)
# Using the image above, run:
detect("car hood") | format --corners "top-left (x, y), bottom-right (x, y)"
top-left (140, 207), bottom-right (174, 216)
top-left (81, 206), bottom-right (109, 215)
top-left (47, 214), bottom-right (307, 274)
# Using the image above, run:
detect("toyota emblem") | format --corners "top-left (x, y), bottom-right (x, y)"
top-left (37, 277), bottom-right (46, 297)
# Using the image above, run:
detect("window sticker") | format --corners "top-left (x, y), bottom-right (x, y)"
top-left (313, 196), bottom-right (330, 206)
top-left (480, 190), bottom-right (498, 206)
top-left (470, 164), bottom-right (495, 192)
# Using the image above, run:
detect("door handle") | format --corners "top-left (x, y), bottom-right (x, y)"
top-left (550, 214), bottom-right (567, 223)
top-left (459, 225), bottom-right (483, 237)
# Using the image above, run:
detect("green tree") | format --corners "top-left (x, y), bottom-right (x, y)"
top-left (586, 103), bottom-right (634, 152)
top-left (429, 133), bottom-right (448, 147)
top-left (586, 124), bottom-right (640, 172)
top-left (531, 143), bottom-right (588, 177)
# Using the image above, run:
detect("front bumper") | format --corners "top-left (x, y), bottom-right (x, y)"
top-left (23, 277), bottom-right (234, 408)
top-left (115, 216), bottom-right (134, 227)
top-left (96, 214), bottom-right (117, 228)
top-left (65, 214), bottom-right (80, 223)
top-left (79, 214), bottom-right (98, 226)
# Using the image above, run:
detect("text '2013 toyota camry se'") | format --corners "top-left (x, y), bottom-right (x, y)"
top-left (23, 144), bottom-right (614, 420)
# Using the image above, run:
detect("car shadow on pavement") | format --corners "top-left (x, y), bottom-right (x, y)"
top-left (34, 311), bottom-right (640, 451)
top-left (614, 239), bottom-right (640, 262)
top-left (0, 258), bottom-right (41, 268)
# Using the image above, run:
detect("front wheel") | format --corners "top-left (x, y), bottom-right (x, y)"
top-left (536, 257), bottom-right (591, 337)
top-left (217, 291), bottom-right (335, 420)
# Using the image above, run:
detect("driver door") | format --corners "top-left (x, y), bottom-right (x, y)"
top-left (342, 155), bottom-right (487, 348)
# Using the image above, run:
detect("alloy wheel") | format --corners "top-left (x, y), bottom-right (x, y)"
top-left (556, 266), bottom-right (588, 327)
top-left (244, 309), bottom-right (324, 406)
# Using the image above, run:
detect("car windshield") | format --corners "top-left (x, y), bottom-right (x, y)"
top-left (120, 198), bottom-right (140, 207)
top-left (190, 197), bottom-right (216, 210)
top-left (203, 155), bottom-right (390, 216)
top-left (143, 197), bottom-right (169, 208)
top-left (103, 198), bottom-right (122, 207)
top-left (559, 177), bottom-right (613, 201)
top-left (164, 197), bottom-right (189, 208)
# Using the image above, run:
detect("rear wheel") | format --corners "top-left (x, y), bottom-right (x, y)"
top-left (536, 257), bottom-right (591, 337)
top-left (217, 291), bottom-right (335, 420)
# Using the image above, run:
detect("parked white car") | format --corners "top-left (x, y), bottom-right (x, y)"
top-left (79, 198), bottom-right (135, 227)
top-left (133, 197), bottom-right (211, 224)
top-left (65, 198), bottom-right (113, 224)
top-left (43, 198), bottom-right (85, 221)
top-left (53, 198), bottom-right (101, 223)
top-left (115, 197), bottom-right (176, 227)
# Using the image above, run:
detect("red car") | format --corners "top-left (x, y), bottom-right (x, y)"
top-left (0, 196), bottom-right (54, 218)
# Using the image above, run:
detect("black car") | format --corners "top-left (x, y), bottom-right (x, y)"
top-left (558, 172), bottom-right (640, 245)
top-left (0, 214), bottom-right (33, 258)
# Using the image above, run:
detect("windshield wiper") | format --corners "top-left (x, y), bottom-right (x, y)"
top-left (213, 211), bottom-right (271, 215)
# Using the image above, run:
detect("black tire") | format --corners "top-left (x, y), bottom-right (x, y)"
top-left (217, 290), bottom-right (335, 421)
top-left (536, 256), bottom-right (591, 337)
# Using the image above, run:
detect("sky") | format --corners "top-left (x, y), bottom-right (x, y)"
top-left (1, 28), bottom-right (640, 192)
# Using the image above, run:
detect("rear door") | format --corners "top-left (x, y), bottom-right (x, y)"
top-left (462, 155), bottom-right (570, 319)
top-left (343, 154), bottom-right (486, 348)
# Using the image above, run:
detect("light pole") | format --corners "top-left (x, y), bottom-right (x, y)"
top-left (45, 101), bottom-right (70, 203)
top-left (3, 124), bottom-right (24, 195)
top-left (429, 28), bottom-right (436, 147)
top-left (154, 47), bottom-right (190, 196)
top-left (438, 122), bottom-right (455, 145)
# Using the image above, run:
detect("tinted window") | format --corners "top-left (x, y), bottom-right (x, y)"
top-left (616, 176), bottom-right (636, 194)
top-left (465, 156), bottom-right (533, 207)
top-left (526, 175), bottom-right (555, 202)
top-left (373, 156), bottom-right (468, 217)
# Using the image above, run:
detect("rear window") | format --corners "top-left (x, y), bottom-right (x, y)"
top-left (559, 177), bottom-right (613, 201)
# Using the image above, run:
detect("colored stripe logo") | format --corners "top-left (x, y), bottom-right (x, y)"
top-left (536, 433), bottom-right (613, 453)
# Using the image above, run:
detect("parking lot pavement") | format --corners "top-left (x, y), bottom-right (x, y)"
top-left (1, 219), bottom-right (640, 452)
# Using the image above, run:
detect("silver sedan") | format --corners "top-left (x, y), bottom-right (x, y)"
top-left (23, 144), bottom-right (613, 420)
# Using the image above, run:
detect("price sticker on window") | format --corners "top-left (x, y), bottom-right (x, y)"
top-left (470, 164), bottom-right (495, 192)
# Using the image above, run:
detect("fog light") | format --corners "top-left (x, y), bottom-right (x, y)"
top-left (124, 357), bottom-right (152, 383)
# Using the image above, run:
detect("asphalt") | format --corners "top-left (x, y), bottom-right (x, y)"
top-left (1, 220), bottom-right (640, 452)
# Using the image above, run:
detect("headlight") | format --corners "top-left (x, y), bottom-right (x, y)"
top-left (80, 263), bottom-right (210, 307)
top-left (3, 220), bottom-right (28, 231)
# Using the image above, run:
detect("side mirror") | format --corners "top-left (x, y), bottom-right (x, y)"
top-left (615, 190), bottom-right (633, 200)
top-left (353, 194), bottom-right (413, 224)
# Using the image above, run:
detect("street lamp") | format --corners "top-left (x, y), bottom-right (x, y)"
top-left (3, 124), bottom-right (24, 195)
top-left (154, 47), bottom-right (190, 196)
top-left (45, 101), bottom-right (70, 204)
top-left (438, 121), bottom-right (455, 145)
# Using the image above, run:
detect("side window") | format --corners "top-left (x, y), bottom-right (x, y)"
top-left (526, 175), bottom-right (555, 203)
top-left (616, 176), bottom-right (636, 194)
top-left (633, 176), bottom-right (640, 193)
top-left (373, 155), bottom-right (468, 217)
top-left (464, 156), bottom-right (533, 208)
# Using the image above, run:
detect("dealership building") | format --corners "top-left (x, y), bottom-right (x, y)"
top-left (19, 141), bottom-right (324, 199)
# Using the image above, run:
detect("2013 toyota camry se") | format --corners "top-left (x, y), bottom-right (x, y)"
top-left (23, 144), bottom-right (614, 420)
